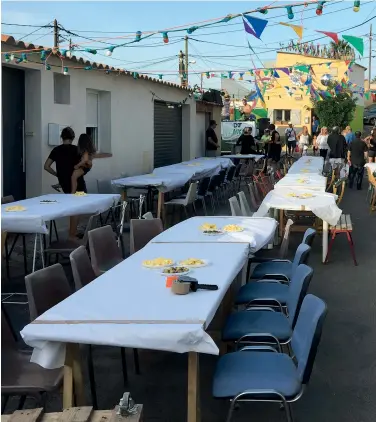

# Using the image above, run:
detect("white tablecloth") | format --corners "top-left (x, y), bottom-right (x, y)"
top-left (112, 157), bottom-right (233, 193)
top-left (274, 174), bottom-right (327, 192)
top-left (1, 194), bottom-right (120, 234)
top-left (253, 188), bottom-right (341, 225)
top-left (151, 216), bottom-right (278, 253)
top-left (21, 242), bottom-right (249, 368)
top-left (221, 154), bottom-right (264, 162)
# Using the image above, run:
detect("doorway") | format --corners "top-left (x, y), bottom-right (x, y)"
top-left (2, 66), bottom-right (26, 200)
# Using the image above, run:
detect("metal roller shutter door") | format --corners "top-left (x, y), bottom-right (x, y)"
top-left (154, 101), bottom-right (182, 168)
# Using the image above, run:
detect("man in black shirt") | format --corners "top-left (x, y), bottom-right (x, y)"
top-left (44, 127), bottom-right (86, 194)
top-left (44, 127), bottom-right (86, 238)
top-left (206, 120), bottom-right (219, 157)
top-left (236, 127), bottom-right (257, 154)
top-left (327, 126), bottom-right (347, 159)
top-left (347, 131), bottom-right (368, 189)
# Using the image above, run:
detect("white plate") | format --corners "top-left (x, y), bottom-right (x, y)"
top-left (202, 230), bottom-right (223, 236)
top-left (178, 259), bottom-right (209, 268)
top-left (40, 201), bottom-right (58, 204)
top-left (142, 260), bottom-right (174, 269)
top-left (159, 268), bottom-right (190, 277)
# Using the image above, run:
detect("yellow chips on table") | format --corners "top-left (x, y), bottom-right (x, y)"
top-left (300, 169), bottom-right (310, 173)
top-left (223, 224), bottom-right (244, 232)
top-left (200, 223), bottom-right (217, 231)
top-left (286, 193), bottom-right (314, 199)
top-left (5, 205), bottom-right (26, 212)
top-left (74, 192), bottom-right (87, 196)
top-left (179, 258), bottom-right (205, 266)
top-left (142, 257), bottom-right (174, 268)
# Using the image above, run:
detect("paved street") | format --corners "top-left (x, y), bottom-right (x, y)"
top-left (2, 184), bottom-right (376, 421)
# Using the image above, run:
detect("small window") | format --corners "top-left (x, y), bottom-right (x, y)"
top-left (54, 73), bottom-right (70, 104)
top-left (86, 127), bottom-right (98, 150)
top-left (275, 110), bottom-right (283, 121)
top-left (284, 110), bottom-right (291, 122)
top-left (274, 109), bottom-right (291, 123)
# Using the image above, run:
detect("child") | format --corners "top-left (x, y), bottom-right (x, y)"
top-left (312, 135), bottom-right (318, 156)
top-left (71, 133), bottom-right (96, 193)
top-left (260, 129), bottom-right (271, 155)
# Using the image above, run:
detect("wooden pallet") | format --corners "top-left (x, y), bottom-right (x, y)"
top-left (1, 406), bottom-right (143, 422)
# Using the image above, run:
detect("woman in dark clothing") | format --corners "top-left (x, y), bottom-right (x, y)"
top-left (236, 127), bottom-right (257, 154)
top-left (268, 125), bottom-right (282, 163)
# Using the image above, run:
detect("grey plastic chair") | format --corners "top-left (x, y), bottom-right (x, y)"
top-left (88, 225), bottom-right (123, 276)
top-left (70, 246), bottom-right (97, 290)
top-left (237, 191), bottom-right (253, 216)
top-left (164, 181), bottom-right (198, 218)
top-left (130, 218), bottom-right (163, 254)
top-left (25, 263), bottom-right (72, 321)
top-left (228, 196), bottom-right (242, 216)
top-left (222, 264), bottom-right (314, 346)
top-left (44, 212), bottom-right (100, 265)
top-left (213, 294), bottom-right (327, 422)
top-left (1, 310), bottom-right (63, 413)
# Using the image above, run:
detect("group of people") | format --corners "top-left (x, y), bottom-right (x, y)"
top-left (43, 126), bottom-right (96, 237)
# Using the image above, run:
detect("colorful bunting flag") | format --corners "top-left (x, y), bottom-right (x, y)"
top-left (239, 72), bottom-right (244, 80)
top-left (279, 22), bottom-right (303, 39)
top-left (365, 92), bottom-right (370, 100)
top-left (279, 67), bottom-right (290, 76)
top-left (316, 31), bottom-right (339, 44)
top-left (342, 35), bottom-right (364, 56)
top-left (255, 80), bottom-right (267, 109)
top-left (304, 75), bottom-right (312, 86)
top-left (273, 70), bottom-right (280, 78)
top-left (295, 65), bottom-right (310, 73)
top-left (243, 15), bottom-right (268, 39)
top-left (326, 62), bottom-right (332, 68)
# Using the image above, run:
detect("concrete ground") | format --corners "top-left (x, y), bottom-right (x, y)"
top-left (2, 178), bottom-right (376, 421)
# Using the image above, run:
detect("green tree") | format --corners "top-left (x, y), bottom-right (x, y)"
top-left (371, 76), bottom-right (376, 84)
top-left (311, 81), bottom-right (357, 129)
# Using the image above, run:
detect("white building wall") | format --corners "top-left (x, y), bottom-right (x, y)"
top-left (2, 48), bottom-right (204, 197)
top-left (349, 64), bottom-right (365, 107)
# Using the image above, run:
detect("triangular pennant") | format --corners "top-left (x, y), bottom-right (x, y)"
top-left (326, 62), bottom-right (332, 68)
top-left (255, 80), bottom-right (267, 109)
top-left (304, 75), bottom-right (312, 86)
top-left (279, 67), bottom-right (290, 76)
top-left (239, 72), bottom-right (244, 81)
top-left (273, 70), bottom-right (280, 78)
top-left (342, 35), bottom-right (364, 56)
top-left (279, 22), bottom-right (303, 39)
top-left (295, 65), bottom-right (310, 73)
top-left (316, 31), bottom-right (339, 44)
top-left (243, 19), bottom-right (256, 37)
top-left (365, 92), bottom-right (370, 100)
top-left (243, 15), bottom-right (268, 39)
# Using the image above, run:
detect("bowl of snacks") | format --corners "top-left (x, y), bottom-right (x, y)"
top-left (160, 266), bottom-right (190, 276)
top-left (5, 205), bottom-right (26, 212)
top-left (223, 224), bottom-right (244, 232)
top-left (142, 258), bottom-right (174, 268)
top-left (74, 192), bottom-right (87, 196)
top-left (178, 258), bottom-right (208, 268)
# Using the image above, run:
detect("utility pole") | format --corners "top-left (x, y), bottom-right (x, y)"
top-left (368, 23), bottom-right (372, 90)
top-left (184, 36), bottom-right (189, 87)
top-left (178, 50), bottom-right (185, 87)
top-left (53, 19), bottom-right (59, 49)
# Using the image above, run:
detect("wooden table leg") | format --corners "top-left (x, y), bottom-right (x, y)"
top-left (322, 220), bottom-right (328, 263)
top-left (157, 192), bottom-right (165, 220)
top-left (187, 352), bottom-right (201, 422)
top-left (63, 343), bottom-right (85, 408)
top-left (279, 209), bottom-right (284, 239)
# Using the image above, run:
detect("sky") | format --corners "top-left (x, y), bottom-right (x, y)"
top-left (1, 1), bottom-right (375, 89)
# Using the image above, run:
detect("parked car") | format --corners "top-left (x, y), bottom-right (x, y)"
top-left (364, 105), bottom-right (376, 125)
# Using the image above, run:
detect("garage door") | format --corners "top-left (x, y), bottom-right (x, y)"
top-left (154, 101), bottom-right (182, 168)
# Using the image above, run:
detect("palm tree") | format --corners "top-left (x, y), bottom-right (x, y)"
top-left (329, 40), bottom-right (353, 59)
top-left (371, 76), bottom-right (376, 84)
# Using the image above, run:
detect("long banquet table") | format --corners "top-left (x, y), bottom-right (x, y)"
top-left (21, 216), bottom-right (277, 422)
top-left (254, 156), bottom-right (342, 263)
top-left (112, 157), bottom-right (234, 218)
top-left (1, 193), bottom-right (120, 271)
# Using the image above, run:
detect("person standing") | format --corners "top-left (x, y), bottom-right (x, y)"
top-left (316, 127), bottom-right (330, 159)
top-left (297, 126), bottom-right (310, 156)
top-left (236, 127), bottom-right (257, 154)
top-left (364, 128), bottom-right (376, 163)
top-left (44, 126), bottom-right (87, 238)
top-left (344, 126), bottom-right (355, 145)
top-left (327, 126), bottom-right (347, 160)
top-left (205, 120), bottom-right (219, 157)
top-left (312, 115), bottom-right (320, 135)
top-left (268, 124), bottom-right (282, 163)
top-left (285, 122), bottom-right (297, 155)
top-left (260, 128), bottom-right (271, 155)
top-left (347, 131), bottom-right (368, 189)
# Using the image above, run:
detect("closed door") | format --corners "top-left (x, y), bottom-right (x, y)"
top-left (2, 66), bottom-right (26, 200)
top-left (154, 101), bottom-right (182, 168)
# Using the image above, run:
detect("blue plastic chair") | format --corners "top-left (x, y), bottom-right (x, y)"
top-left (222, 264), bottom-right (313, 346)
top-left (250, 243), bottom-right (311, 282)
top-left (213, 294), bottom-right (327, 422)
top-left (302, 228), bottom-right (316, 247)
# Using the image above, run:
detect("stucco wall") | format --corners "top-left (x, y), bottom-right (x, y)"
top-left (2, 47), bottom-right (204, 197)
